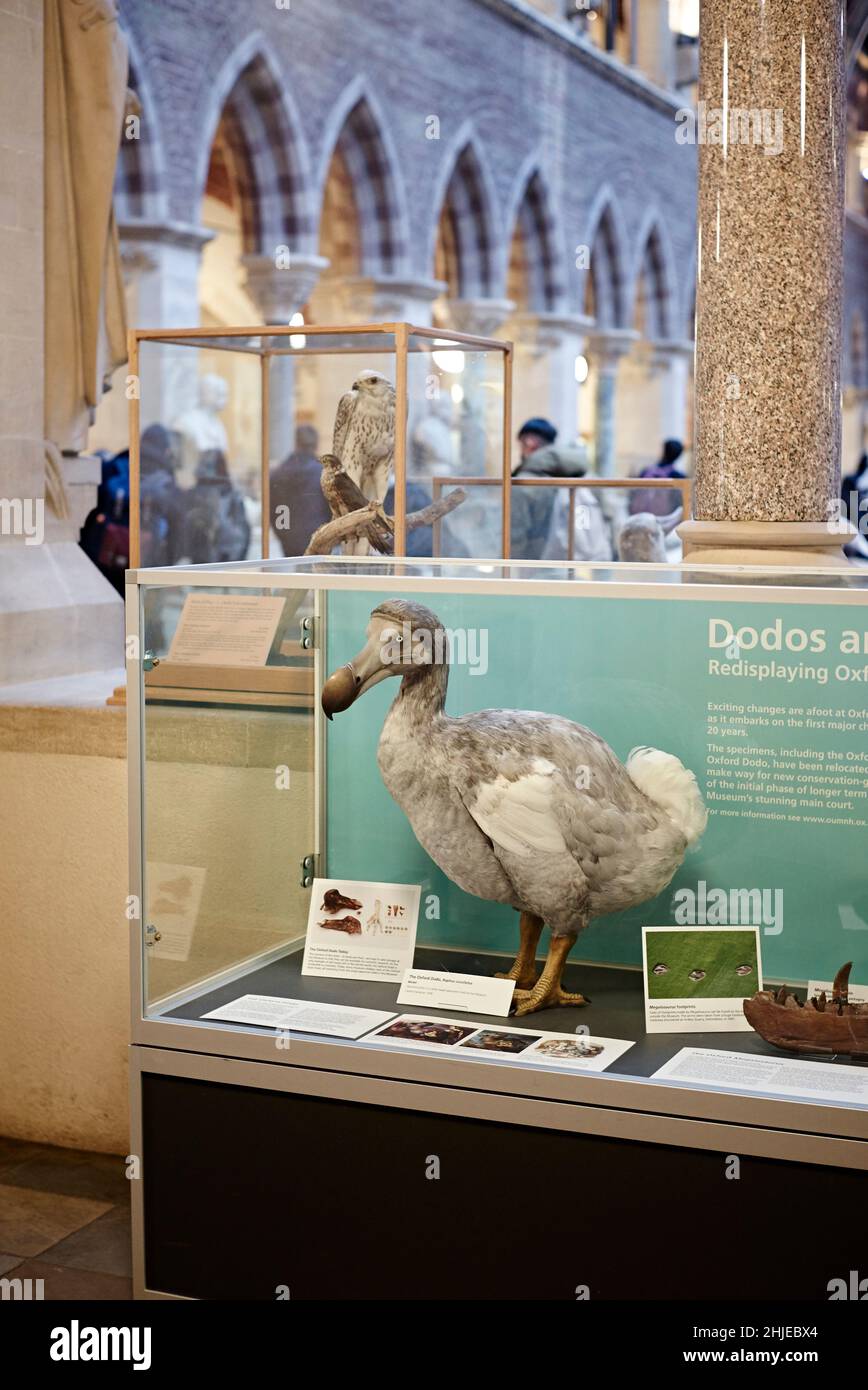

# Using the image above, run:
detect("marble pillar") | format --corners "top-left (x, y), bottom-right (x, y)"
top-left (588, 329), bottom-right (637, 477)
top-left (682, 0), bottom-right (849, 565)
top-left (242, 253), bottom-right (329, 464)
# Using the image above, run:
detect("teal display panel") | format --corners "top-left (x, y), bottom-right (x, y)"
top-left (324, 587), bottom-right (868, 982)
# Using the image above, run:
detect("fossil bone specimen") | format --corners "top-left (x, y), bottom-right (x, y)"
top-left (743, 962), bottom-right (868, 1057)
top-left (318, 915), bottom-right (362, 935)
top-left (321, 888), bottom-right (363, 913)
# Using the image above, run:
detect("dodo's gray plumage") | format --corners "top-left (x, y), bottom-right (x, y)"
top-left (322, 599), bottom-right (707, 1015)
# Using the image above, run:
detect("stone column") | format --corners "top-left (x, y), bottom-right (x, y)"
top-left (0, 1), bottom-right (122, 689)
top-left (342, 275), bottom-right (446, 327)
top-left (513, 312), bottom-right (593, 442)
top-left (682, 0), bottom-right (849, 565)
top-left (588, 329), bottom-right (637, 477)
top-left (242, 253), bottom-right (329, 464)
top-left (633, 0), bottom-right (675, 89)
top-left (445, 298), bottom-right (514, 475)
top-left (119, 220), bottom-right (214, 429)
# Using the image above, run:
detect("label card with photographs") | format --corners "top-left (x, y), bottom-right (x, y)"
top-left (365, 1013), bottom-right (635, 1071)
top-left (301, 877), bottom-right (421, 984)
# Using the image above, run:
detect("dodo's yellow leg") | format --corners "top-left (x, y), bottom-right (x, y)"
top-left (511, 931), bottom-right (590, 1016)
top-left (495, 911), bottom-right (543, 991)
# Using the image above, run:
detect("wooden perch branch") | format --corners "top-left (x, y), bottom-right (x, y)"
top-left (406, 488), bottom-right (466, 531)
top-left (305, 488), bottom-right (467, 556)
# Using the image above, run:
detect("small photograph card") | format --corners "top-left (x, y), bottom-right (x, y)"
top-left (202, 994), bottom-right (396, 1040)
top-left (397, 967), bottom-right (515, 1017)
top-left (301, 877), bottom-right (421, 985)
top-left (168, 593), bottom-right (284, 667)
top-left (518, 1031), bottom-right (635, 1071)
top-left (642, 926), bottom-right (762, 1033)
top-left (366, 1014), bottom-right (635, 1072)
top-left (369, 1014), bottom-right (482, 1051)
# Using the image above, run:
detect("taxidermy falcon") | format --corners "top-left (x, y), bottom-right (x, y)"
top-left (332, 370), bottom-right (396, 555)
top-left (320, 454), bottom-right (393, 555)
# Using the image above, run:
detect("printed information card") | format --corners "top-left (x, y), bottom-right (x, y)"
top-left (653, 1046), bottom-right (868, 1107)
top-left (168, 593), bottom-right (285, 666)
top-left (642, 925), bottom-right (762, 1033)
top-left (301, 877), bottom-right (421, 984)
top-left (397, 967), bottom-right (515, 1017)
top-left (807, 977), bottom-right (868, 1005)
top-left (201, 994), bottom-right (396, 1040)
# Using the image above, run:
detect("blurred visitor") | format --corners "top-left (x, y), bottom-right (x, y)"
top-left (185, 448), bottom-right (251, 563)
top-left (842, 452), bottom-right (868, 560)
top-left (629, 438), bottom-right (686, 517)
top-left (173, 373), bottom-right (230, 488)
top-left (270, 424), bottom-right (331, 557)
top-left (138, 424), bottom-right (186, 568)
top-left (80, 448), bottom-right (130, 595)
top-left (511, 417), bottom-right (600, 559)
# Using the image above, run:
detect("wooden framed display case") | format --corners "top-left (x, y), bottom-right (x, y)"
top-left (128, 323), bottom-right (513, 566)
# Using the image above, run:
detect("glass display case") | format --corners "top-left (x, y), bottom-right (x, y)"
top-left (129, 323), bottom-right (512, 569)
top-left (127, 556), bottom-right (868, 1299)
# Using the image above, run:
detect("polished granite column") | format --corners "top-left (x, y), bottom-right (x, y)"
top-left (681, 0), bottom-right (849, 564)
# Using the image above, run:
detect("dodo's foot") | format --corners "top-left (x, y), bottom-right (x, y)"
top-left (511, 982), bottom-right (591, 1017)
top-left (495, 964), bottom-right (539, 991)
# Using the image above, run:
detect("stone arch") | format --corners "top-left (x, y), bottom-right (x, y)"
top-left (630, 211), bottom-right (679, 341)
top-left (195, 34), bottom-right (315, 255)
top-left (114, 35), bottom-right (168, 221)
top-left (429, 125), bottom-right (500, 300)
top-left (504, 159), bottom-right (565, 313)
top-left (315, 79), bottom-right (410, 275)
top-left (581, 186), bottom-right (630, 329)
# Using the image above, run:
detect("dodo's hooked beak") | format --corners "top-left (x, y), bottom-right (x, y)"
top-left (321, 637), bottom-right (393, 720)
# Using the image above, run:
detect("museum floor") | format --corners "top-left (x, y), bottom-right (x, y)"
top-left (0, 1137), bottom-right (131, 1300)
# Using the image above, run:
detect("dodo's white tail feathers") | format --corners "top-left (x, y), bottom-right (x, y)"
top-left (626, 746), bottom-right (707, 845)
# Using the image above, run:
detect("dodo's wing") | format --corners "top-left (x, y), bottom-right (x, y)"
top-left (462, 758), bottom-right (569, 859)
top-left (332, 390), bottom-right (356, 458)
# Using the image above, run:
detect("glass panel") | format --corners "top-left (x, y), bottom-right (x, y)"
top-left (140, 582), bottom-right (316, 1014)
top-left (132, 560), bottom-right (868, 1116)
top-left (508, 477), bottom-right (691, 565)
top-left (138, 340), bottom-right (262, 566)
top-left (407, 334), bottom-right (506, 560)
top-left (264, 334), bottom-right (396, 560)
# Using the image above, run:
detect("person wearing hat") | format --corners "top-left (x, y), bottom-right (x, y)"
top-left (511, 417), bottom-right (608, 560)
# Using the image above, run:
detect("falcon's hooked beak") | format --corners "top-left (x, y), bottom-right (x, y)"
top-left (321, 633), bottom-right (395, 720)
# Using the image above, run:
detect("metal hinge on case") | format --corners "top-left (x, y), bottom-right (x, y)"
top-left (300, 616), bottom-right (317, 650)
top-left (299, 853), bottom-right (319, 888)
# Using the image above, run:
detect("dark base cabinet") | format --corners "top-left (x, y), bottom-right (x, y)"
top-left (139, 1067), bottom-right (867, 1302)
